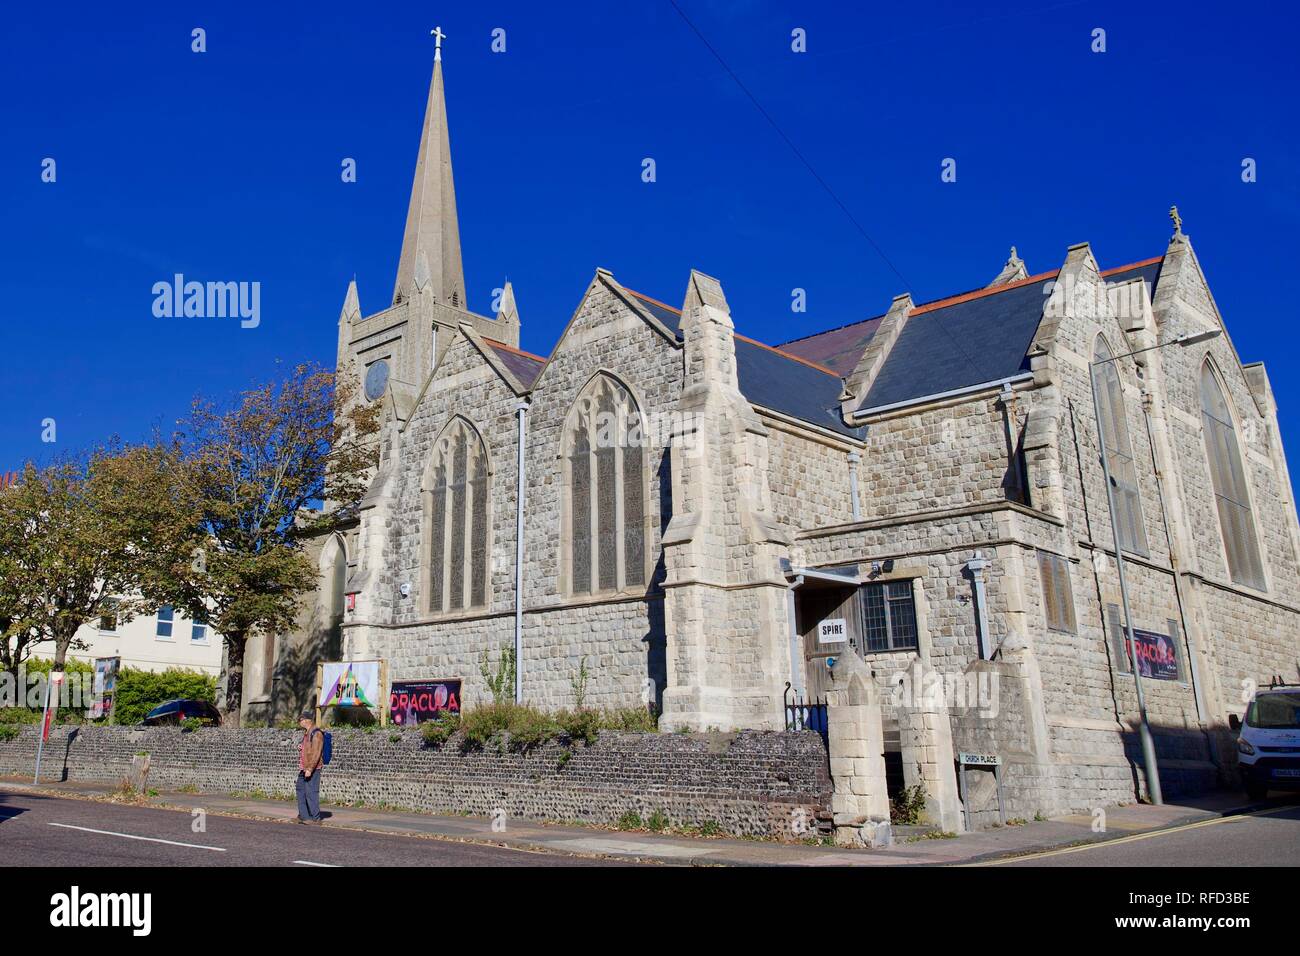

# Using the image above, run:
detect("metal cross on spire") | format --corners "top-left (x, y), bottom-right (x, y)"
top-left (431, 26), bottom-right (447, 61)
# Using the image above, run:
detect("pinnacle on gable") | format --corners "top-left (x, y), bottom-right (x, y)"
top-left (1062, 241), bottom-right (1100, 275)
top-left (497, 280), bottom-right (520, 326)
top-left (1167, 204), bottom-right (1191, 249)
top-left (681, 269), bottom-right (730, 318)
top-left (988, 245), bottom-right (1028, 286)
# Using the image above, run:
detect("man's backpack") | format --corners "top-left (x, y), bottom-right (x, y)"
top-left (315, 728), bottom-right (333, 766)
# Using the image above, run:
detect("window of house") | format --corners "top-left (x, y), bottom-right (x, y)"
top-left (1200, 361), bottom-right (1265, 590)
top-left (861, 580), bottom-right (918, 652)
top-left (425, 419), bottom-right (490, 613)
top-left (99, 600), bottom-right (118, 632)
top-left (1037, 551), bottom-right (1076, 633)
top-left (566, 374), bottom-right (647, 595)
top-left (191, 619), bottom-right (208, 643)
top-left (1093, 336), bottom-right (1149, 555)
top-left (156, 605), bottom-right (174, 640)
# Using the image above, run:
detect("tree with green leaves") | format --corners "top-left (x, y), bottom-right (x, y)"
top-left (149, 363), bottom-right (379, 725)
top-left (0, 451), bottom-right (158, 675)
top-left (0, 476), bottom-right (46, 682)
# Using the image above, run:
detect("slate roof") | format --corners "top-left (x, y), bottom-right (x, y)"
top-left (860, 275), bottom-right (1051, 409)
top-left (484, 339), bottom-right (545, 389)
top-left (857, 255), bottom-right (1166, 411)
top-left (1103, 256), bottom-right (1163, 296)
top-left (776, 313), bottom-right (886, 377)
top-left (490, 254), bottom-right (1163, 439)
top-left (626, 292), bottom-right (863, 438)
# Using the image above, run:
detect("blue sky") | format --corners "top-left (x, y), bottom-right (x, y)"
top-left (3, 1), bottom-right (1298, 474)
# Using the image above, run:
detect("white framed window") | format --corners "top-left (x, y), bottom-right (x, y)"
top-left (191, 620), bottom-right (208, 644)
top-left (156, 605), bottom-right (175, 641)
top-left (99, 599), bottom-right (119, 633)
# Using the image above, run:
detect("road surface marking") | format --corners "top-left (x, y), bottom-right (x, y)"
top-left (293, 860), bottom-right (340, 867)
top-left (48, 822), bottom-right (226, 852)
top-left (969, 805), bottom-right (1296, 865)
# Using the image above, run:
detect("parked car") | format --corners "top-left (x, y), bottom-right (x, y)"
top-left (1230, 683), bottom-right (1300, 800)
top-left (142, 699), bottom-right (222, 727)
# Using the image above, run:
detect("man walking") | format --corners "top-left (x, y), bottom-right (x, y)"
top-left (296, 711), bottom-right (325, 825)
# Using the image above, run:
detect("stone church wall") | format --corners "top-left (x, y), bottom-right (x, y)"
top-left (2, 724), bottom-right (831, 840)
top-left (764, 420), bottom-right (857, 536)
top-left (856, 396), bottom-right (1018, 521)
top-left (350, 279), bottom-right (684, 711)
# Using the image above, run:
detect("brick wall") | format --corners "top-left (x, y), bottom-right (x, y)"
top-left (0, 725), bottom-right (830, 839)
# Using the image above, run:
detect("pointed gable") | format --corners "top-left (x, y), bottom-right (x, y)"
top-left (624, 289), bottom-right (860, 437)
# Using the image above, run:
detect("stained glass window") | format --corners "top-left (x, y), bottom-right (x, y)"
top-left (571, 424), bottom-right (592, 594)
top-left (567, 376), bottom-right (646, 595)
top-left (1093, 337), bottom-right (1149, 555)
top-left (427, 421), bottom-right (490, 613)
top-left (429, 461), bottom-right (446, 612)
top-left (623, 439), bottom-right (645, 588)
top-left (470, 447), bottom-right (488, 608)
top-left (1200, 361), bottom-right (1264, 589)
top-left (449, 431), bottom-right (467, 609)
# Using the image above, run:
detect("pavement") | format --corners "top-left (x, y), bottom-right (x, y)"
top-left (4, 776), bottom-right (1296, 866)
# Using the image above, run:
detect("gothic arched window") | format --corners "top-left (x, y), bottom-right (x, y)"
top-left (1200, 360), bottom-right (1265, 589)
top-left (425, 419), bottom-right (490, 613)
top-left (564, 374), bottom-right (647, 595)
top-left (1093, 336), bottom-right (1148, 555)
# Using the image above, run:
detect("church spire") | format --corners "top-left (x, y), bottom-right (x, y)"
top-left (393, 30), bottom-right (466, 308)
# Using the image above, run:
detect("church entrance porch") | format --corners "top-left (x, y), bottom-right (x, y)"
top-left (789, 564), bottom-right (965, 830)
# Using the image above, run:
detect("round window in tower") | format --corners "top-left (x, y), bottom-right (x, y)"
top-left (364, 359), bottom-right (390, 402)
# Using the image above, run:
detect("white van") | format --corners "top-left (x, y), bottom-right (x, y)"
top-left (1230, 683), bottom-right (1300, 801)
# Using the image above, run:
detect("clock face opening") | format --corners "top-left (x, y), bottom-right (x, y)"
top-left (364, 360), bottom-right (390, 402)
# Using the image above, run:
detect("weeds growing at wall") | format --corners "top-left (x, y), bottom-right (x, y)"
top-left (418, 702), bottom-right (659, 753)
top-left (890, 783), bottom-right (929, 826)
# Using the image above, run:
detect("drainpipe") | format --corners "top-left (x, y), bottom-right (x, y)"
top-left (847, 451), bottom-right (862, 521)
top-left (965, 551), bottom-right (992, 660)
top-left (787, 575), bottom-right (805, 697)
top-left (514, 399), bottom-right (530, 704)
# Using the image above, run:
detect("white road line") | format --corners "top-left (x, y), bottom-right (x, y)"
top-left (292, 860), bottom-right (339, 867)
top-left (48, 822), bottom-right (226, 852)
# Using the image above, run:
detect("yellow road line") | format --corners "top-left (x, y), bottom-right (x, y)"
top-left (968, 805), bottom-right (1295, 866)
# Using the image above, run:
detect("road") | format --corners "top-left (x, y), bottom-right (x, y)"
top-left (0, 789), bottom-right (624, 867)
top-left (996, 803), bottom-right (1300, 867)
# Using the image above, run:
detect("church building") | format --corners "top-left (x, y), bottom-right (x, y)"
top-left (261, 46), bottom-right (1300, 819)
